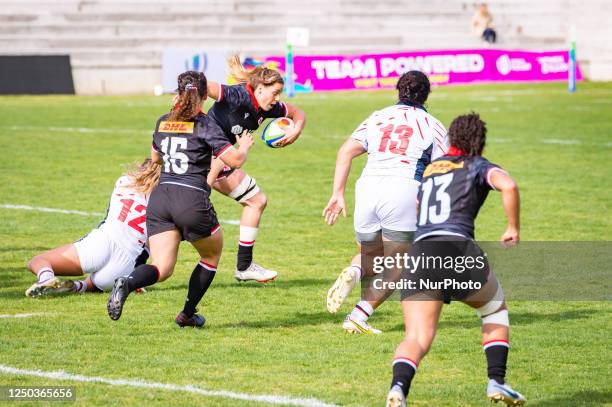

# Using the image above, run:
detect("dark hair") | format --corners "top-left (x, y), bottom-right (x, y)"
top-left (396, 70), bottom-right (431, 106)
top-left (448, 113), bottom-right (487, 156)
top-left (169, 71), bottom-right (207, 121)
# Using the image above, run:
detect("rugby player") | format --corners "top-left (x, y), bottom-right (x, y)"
top-left (107, 71), bottom-right (254, 327)
top-left (25, 159), bottom-right (160, 296)
top-left (386, 113), bottom-right (526, 406)
top-left (323, 71), bottom-right (449, 334)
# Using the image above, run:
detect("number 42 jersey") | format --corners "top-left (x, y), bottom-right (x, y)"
top-left (351, 103), bottom-right (449, 182)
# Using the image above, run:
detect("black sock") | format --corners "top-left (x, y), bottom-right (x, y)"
top-left (126, 264), bottom-right (159, 293)
top-left (183, 262), bottom-right (217, 317)
top-left (485, 343), bottom-right (509, 384)
top-left (391, 359), bottom-right (417, 397)
top-left (237, 243), bottom-right (253, 271)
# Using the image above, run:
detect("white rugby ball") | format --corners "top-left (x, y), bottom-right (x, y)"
top-left (261, 117), bottom-right (294, 148)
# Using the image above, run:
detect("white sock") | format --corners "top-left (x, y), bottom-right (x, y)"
top-left (350, 265), bottom-right (362, 282)
top-left (37, 267), bottom-right (55, 283)
top-left (350, 300), bottom-right (374, 322)
top-left (239, 225), bottom-right (258, 246)
top-left (72, 280), bottom-right (88, 294)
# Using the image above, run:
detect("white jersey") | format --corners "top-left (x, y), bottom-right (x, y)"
top-left (98, 175), bottom-right (148, 258)
top-left (351, 104), bottom-right (449, 182)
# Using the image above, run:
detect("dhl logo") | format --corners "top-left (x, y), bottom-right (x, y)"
top-left (423, 160), bottom-right (464, 177)
top-left (159, 121), bottom-right (194, 134)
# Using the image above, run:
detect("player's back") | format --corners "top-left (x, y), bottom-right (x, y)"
top-left (98, 175), bottom-right (148, 257)
top-left (415, 154), bottom-right (504, 241)
top-left (352, 103), bottom-right (448, 181)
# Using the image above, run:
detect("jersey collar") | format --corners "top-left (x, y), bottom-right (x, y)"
top-left (398, 101), bottom-right (427, 112)
top-left (246, 84), bottom-right (261, 111)
top-left (447, 146), bottom-right (471, 156)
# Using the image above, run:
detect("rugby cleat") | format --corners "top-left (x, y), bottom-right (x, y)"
top-left (175, 311), bottom-right (206, 328)
top-left (234, 262), bottom-right (277, 283)
top-left (386, 384), bottom-right (406, 407)
top-left (25, 277), bottom-right (74, 297)
top-left (487, 379), bottom-right (526, 405)
top-left (342, 315), bottom-right (382, 334)
top-left (107, 277), bottom-right (130, 321)
top-left (326, 266), bottom-right (358, 313)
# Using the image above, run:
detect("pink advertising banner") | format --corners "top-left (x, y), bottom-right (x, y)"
top-left (256, 49), bottom-right (581, 92)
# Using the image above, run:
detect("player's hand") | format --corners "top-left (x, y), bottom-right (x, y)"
top-left (236, 130), bottom-right (254, 149)
top-left (276, 126), bottom-right (301, 147)
top-left (500, 226), bottom-right (519, 248)
top-left (322, 194), bottom-right (347, 226)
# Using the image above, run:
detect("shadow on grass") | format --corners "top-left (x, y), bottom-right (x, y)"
top-left (215, 310), bottom-right (332, 329)
top-left (530, 390), bottom-right (612, 406)
top-left (0, 247), bottom-right (50, 253)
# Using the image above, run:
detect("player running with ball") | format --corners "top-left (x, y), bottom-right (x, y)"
top-left (323, 71), bottom-right (449, 334)
top-left (386, 113), bottom-right (526, 406)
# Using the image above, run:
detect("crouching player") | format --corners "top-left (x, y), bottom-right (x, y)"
top-left (25, 159), bottom-right (160, 296)
top-left (386, 113), bottom-right (526, 406)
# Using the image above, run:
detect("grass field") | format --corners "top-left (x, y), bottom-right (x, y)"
top-left (0, 82), bottom-right (611, 406)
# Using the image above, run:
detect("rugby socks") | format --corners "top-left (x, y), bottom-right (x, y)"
top-left (483, 340), bottom-right (509, 384)
top-left (237, 226), bottom-right (258, 271)
top-left (350, 264), bottom-right (362, 282)
top-left (183, 261), bottom-right (217, 317)
top-left (36, 267), bottom-right (55, 283)
top-left (391, 358), bottom-right (418, 397)
top-left (72, 280), bottom-right (88, 294)
top-left (350, 300), bottom-right (374, 322)
top-left (126, 264), bottom-right (159, 293)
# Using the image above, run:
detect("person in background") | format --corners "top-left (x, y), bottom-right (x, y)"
top-left (472, 3), bottom-right (497, 44)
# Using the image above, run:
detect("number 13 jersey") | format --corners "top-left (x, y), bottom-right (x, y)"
top-left (351, 103), bottom-right (449, 182)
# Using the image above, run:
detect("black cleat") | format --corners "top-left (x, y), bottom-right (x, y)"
top-left (175, 311), bottom-right (206, 328)
top-left (107, 277), bottom-right (130, 321)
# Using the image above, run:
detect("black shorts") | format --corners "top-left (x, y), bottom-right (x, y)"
top-left (400, 236), bottom-right (489, 303)
top-left (147, 183), bottom-right (220, 242)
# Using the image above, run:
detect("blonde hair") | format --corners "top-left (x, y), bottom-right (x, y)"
top-left (125, 159), bottom-right (161, 196)
top-left (227, 55), bottom-right (284, 90)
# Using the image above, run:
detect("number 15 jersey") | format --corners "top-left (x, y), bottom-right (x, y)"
top-left (351, 103), bottom-right (449, 182)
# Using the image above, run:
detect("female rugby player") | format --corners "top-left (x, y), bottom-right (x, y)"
top-left (386, 113), bottom-right (526, 406)
top-left (204, 56), bottom-right (307, 283)
top-left (25, 159), bottom-right (160, 296)
top-left (107, 71), bottom-right (254, 328)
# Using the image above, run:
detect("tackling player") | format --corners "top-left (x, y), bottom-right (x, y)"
top-left (386, 113), bottom-right (526, 406)
top-left (323, 71), bottom-right (449, 334)
top-left (25, 159), bottom-right (160, 296)
top-left (107, 71), bottom-right (254, 328)
top-left (204, 56), bottom-right (307, 283)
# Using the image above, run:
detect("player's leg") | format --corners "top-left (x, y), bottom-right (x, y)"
top-left (212, 169), bottom-right (276, 282)
top-left (326, 252), bottom-right (361, 313)
top-left (176, 226), bottom-right (224, 328)
top-left (463, 273), bottom-right (526, 405)
top-left (25, 243), bottom-right (84, 297)
top-left (107, 230), bottom-right (180, 321)
top-left (387, 299), bottom-right (443, 406)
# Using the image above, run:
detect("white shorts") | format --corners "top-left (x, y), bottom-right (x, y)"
top-left (73, 228), bottom-right (139, 290)
top-left (354, 176), bottom-right (419, 236)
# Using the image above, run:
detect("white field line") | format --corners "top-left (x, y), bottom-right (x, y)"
top-left (4, 125), bottom-right (150, 135)
top-left (0, 313), bottom-right (49, 319)
top-left (541, 138), bottom-right (580, 145)
top-left (0, 204), bottom-right (240, 226)
top-left (0, 365), bottom-right (338, 407)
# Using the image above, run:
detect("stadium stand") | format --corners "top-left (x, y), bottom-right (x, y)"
top-left (0, 0), bottom-right (609, 94)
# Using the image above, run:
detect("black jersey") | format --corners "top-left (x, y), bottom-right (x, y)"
top-left (207, 83), bottom-right (288, 144)
top-left (415, 154), bottom-right (504, 241)
top-left (152, 112), bottom-right (232, 191)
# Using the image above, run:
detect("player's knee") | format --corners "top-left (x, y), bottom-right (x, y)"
top-left (477, 297), bottom-right (509, 327)
top-left (247, 192), bottom-right (267, 211)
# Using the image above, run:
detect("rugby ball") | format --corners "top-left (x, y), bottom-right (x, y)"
top-left (261, 117), bottom-right (294, 148)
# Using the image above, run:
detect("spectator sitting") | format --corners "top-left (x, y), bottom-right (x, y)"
top-left (472, 3), bottom-right (497, 44)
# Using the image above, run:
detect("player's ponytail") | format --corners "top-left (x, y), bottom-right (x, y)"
top-left (227, 55), bottom-right (284, 90)
top-left (169, 71), bottom-right (207, 122)
top-left (126, 158), bottom-right (161, 196)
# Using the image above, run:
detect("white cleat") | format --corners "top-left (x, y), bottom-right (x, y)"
top-left (326, 266), bottom-right (358, 313)
top-left (342, 315), bottom-right (382, 334)
top-left (25, 277), bottom-right (74, 298)
top-left (487, 379), bottom-right (526, 405)
top-left (386, 385), bottom-right (406, 407)
top-left (234, 262), bottom-right (278, 283)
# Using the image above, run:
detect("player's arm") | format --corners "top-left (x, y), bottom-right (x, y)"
top-left (323, 138), bottom-right (366, 225)
top-left (216, 131), bottom-right (254, 169)
top-left (490, 169), bottom-right (520, 245)
top-left (206, 80), bottom-right (221, 101)
top-left (276, 103), bottom-right (306, 147)
top-left (151, 146), bottom-right (163, 165)
top-left (206, 157), bottom-right (225, 186)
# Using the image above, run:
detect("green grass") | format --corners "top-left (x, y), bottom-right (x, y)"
top-left (0, 82), bottom-right (611, 406)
